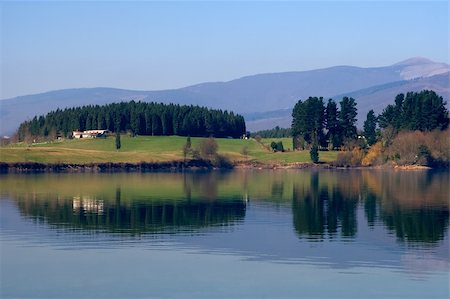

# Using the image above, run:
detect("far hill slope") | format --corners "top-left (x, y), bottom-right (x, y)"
top-left (1, 57), bottom-right (448, 135)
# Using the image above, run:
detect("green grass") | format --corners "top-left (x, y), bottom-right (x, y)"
top-left (0, 135), bottom-right (337, 164)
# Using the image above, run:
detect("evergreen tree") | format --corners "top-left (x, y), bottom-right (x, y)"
top-left (292, 97), bottom-right (325, 149)
top-left (325, 99), bottom-right (341, 149)
top-left (115, 133), bottom-right (121, 150)
top-left (339, 97), bottom-right (358, 141)
top-left (379, 90), bottom-right (448, 132)
top-left (310, 144), bottom-right (319, 163)
top-left (363, 110), bottom-right (377, 146)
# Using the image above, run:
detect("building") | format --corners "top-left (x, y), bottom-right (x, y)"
top-left (72, 130), bottom-right (109, 139)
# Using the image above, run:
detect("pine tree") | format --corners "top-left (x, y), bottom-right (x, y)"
top-left (363, 110), bottom-right (377, 146)
top-left (310, 144), bottom-right (319, 163)
top-left (339, 97), bottom-right (358, 141)
top-left (325, 99), bottom-right (341, 149)
top-left (115, 132), bottom-right (121, 150)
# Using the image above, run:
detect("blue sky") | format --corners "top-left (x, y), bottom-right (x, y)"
top-left (1, 1), bottom-right (448, 99)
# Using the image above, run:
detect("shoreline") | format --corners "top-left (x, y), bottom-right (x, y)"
top-left (0, 160), bottom-right (439, 173)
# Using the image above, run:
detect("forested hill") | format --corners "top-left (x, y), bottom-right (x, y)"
top-left (16, 101), bottom-right (246, 141)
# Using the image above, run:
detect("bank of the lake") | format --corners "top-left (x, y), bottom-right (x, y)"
top-left (2, 135), bottom-right (445, 173)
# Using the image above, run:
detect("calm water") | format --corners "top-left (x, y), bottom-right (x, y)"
top-left (0, 170), bottom-right (448, 298)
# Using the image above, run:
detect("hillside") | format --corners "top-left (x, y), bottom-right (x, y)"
top-left (1, 57), bottom-right (448, 135)
top-left (0, 136), bottom-right (337, 165)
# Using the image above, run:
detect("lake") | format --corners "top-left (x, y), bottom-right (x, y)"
top-left (0, 170), bottom-right (448, 298)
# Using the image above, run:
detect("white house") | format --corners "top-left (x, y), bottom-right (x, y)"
top-left (72, 130), bottom-right (109, 139)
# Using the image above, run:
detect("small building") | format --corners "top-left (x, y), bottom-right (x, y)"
top-left (72, 130), bottom-right (109, 139)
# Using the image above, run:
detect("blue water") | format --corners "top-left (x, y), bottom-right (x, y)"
top-left (1, 170), bottom-right (448, 298)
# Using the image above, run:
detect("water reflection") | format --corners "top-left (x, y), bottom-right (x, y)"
top-left (291, 171), bottom-right (449, 244)
top-left (13, 187), bottom-right (246, 235)
top-left (0, 170), bottom-right (448, 245)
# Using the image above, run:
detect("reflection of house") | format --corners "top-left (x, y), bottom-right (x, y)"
top-left (73, 196), bottom-right (104, 215)
top-left (72, 130), bottom-right (109, 139)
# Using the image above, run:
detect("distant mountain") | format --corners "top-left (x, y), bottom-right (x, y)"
top-left (1, 57), bottom-right (448, 135)
top-left (245, 72), bottom-right (450, 132)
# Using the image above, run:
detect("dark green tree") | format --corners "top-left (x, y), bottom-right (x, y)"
top-left (310, 144), bottom-right (319, 163)
top-left (339, 97), bottom-right (358, 141)
top-left (115, 132), bottom-right (121, 150)
top-left (292, 97), bottom-right (325, 150)
top-left (379, 90), bottom-right (448, 132)
top-left (363, 110), bottom-right (377, 146)
top-left (325, 99), bottom-right (341, 149)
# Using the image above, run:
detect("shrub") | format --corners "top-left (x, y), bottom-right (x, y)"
top-left (334, 151), bottom-right (352, 167)
top-left (416, 145), bottom-right (432, 166)
top-left (270, 141), bottom-right (285, 152)
top-left (350, 148), bottom-right (365, 166)
top-left (385, 131), bottom-right (426, 165)
top-left (270, 141), bottom-right (277, 151)
top-left (362, 142), bottom-right (383, 166)
top-left (334, 148), bottom-right (364, 167)
top-left (199, 138), bottom-right (218, 160)
top-left (276, 141), bottom-right (284, 152)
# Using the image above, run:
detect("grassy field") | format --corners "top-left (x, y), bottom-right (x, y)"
top-left (0, 135), bottom-right (337, 164)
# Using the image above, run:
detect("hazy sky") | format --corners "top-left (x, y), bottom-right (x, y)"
top-left (1, 0), bottom-right (448, 99)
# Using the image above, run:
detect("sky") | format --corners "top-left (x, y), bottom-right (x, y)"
top-left (1, 0), bottom-right (448, 99)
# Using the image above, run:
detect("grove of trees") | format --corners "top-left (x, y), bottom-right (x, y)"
top-left (16, 101), bottom-right (246, 141)
top-left (291, 90), bottom-right (448, 166)
top-left (378, 90), bottom-right (448, 132)
top-left (292, 96), bottom-right (358, 150)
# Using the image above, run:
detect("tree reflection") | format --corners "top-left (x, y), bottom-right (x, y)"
top-left (15, 189), bottom-right (246, 235)
top-left (292, 172), bottom-right (358, 240)
top-left (291, 170), bottom-right (449, 244)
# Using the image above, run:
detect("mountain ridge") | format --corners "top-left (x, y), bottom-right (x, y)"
top-left (1, 58), bottom-right (449, 135)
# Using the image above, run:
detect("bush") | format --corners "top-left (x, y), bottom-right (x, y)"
top-left (270, 141), bottom-right (284, 152)
top-left (334, 151), bottom-right (352, 167)
top-left (334, 148), bottom-right (364, 167)
top-left (270, 142), bottom-right (277, 151)
top-left (416, 145), bottom-right (432, 166)
top-left (362, 142), bottom-right (383, 166)
top-left (199, 138), bottom-right (218, 160)
top-left (382, 130), bottom-right (450, 166)
top-left (212, 155), bottom-right (233, 168)
top-left (276, 141), bottom-right (284, 152)
top-left (350, 148), bottom-right (365, 166)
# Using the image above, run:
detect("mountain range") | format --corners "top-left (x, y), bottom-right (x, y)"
top-left (1, 57), bottom-right (449, 136)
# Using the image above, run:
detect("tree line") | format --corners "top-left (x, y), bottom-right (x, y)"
top-left (16, 101), bottom-right (246, 141)
top-left (251, 126), bottom-right (291, 138)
